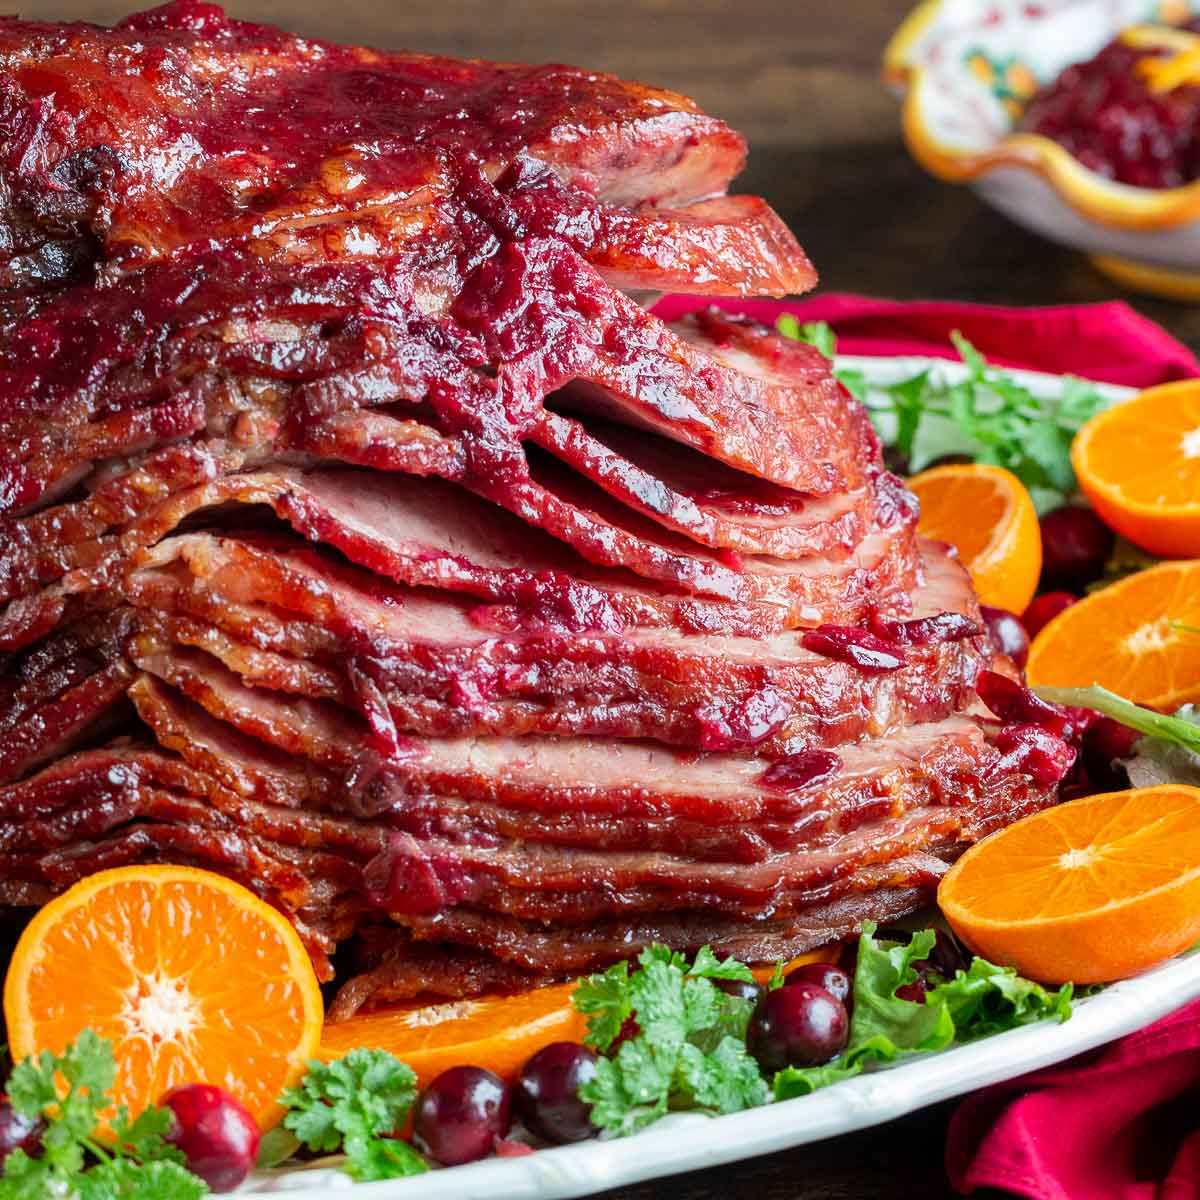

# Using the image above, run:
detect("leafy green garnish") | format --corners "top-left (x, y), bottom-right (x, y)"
top-left (0, 1030), bottom-right (206, 1199)
top-left (574, 945), bottom-right (769, 1135)
top-left (775, 923), bottom-right (1072, 1099)
top-left (778, 319), bottom-right (1111, 512)
top-left (1035, 685), bottom-right (1200, 789)
top-left (1035, 685), bottom-right (1200, 756)
top-left (280, 1049), bottom-right (427, 1181)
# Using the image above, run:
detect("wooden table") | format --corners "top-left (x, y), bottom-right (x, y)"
top-left (26, 0), bottom-right (1188, 1194)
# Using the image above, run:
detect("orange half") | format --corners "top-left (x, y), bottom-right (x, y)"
top-left (908, 463), bottom-right (1042, 614)
top-left (4, 866), bottom-right (323, 1130)
top-left (939, 785), bottom-right (1200, 984)
top-left (1073, 380), bottom-right (1200, 558)
top-left (1025, 558), bottom-right (1200, 709)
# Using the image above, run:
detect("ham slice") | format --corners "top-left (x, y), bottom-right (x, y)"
top-left (0, 2), bottom-right (1072, 1001)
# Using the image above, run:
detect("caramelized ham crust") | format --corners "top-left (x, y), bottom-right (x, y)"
top-left (0, 1), bottom-right (1070, 1002)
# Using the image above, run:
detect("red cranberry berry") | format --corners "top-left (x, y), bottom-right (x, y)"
top-left (515, 1043), bottom-right (598, 1145)
top-left (161, 1084), bottom-right (260, 1193)
top-left (747, 984), bottom-right (848, 1073)
top-left (980, 606), bottom-right (1030, 669)
top-left (713, 977), bottom-right (766, 1006)
top-left (784, 962), bottom-right (852, 1007)
top-left (413, 1066), bottom-right (512, 1166)
top-left (993, 724), bottom-right (1078, 789)
top-left (801, 625), bottom-right (906, 674)
top-left (758, 749), bottom-right (841, 794)
top-left (0, 1096), bottom-right (43, 1168)
top-left (977, 670), bottom-right (1078, 738)
top-left (1023, 591), bottom-right (1077, 639)
top-left (870, 611), bottom-right (982, 647)
top-left (1039, 506), bottom-right (1114, 590)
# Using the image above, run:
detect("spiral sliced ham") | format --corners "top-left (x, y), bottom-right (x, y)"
top-left (0, 0), bottom-right (1071, 1013)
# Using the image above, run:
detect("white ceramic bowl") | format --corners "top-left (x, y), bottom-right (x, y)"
top-left (885, 0), bottom-right (1200, 299)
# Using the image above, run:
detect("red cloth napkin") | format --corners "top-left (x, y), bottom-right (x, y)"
top-left (654, 291), bottom-right (1200, 1197)
top-left (946, 998), bottom-right (1200, 1199)
top-left (651, 293), bottom-right (1200, 388)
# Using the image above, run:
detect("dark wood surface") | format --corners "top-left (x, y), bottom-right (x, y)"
top-left (19, 0), bottom-right (1183, 1195)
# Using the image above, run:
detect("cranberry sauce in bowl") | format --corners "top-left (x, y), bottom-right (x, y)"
top-left (1020, 24), bottom-right (1200, 189)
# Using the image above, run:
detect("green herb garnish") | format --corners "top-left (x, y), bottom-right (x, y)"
top-left (280, 1048), bottom-right (427, 1181)
top-left (778, 319), bottom-right (1111, 512)
top-left (774, 923), bottom-right (1073, 1099)
top-left (1035, 685), bottom-right (1200, 755)
top-left (0, 1030), bottom-right (207, 1199)
top-left (573, 945), bottom-right (769, 1135)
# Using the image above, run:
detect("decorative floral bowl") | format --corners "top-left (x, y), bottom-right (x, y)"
top-left (884, 0), bottom-right (1200, 299)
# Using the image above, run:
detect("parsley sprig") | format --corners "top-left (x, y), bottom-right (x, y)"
top-left (778, 317), bottom-right (1111, 512)
top-left (573, 945), bottom-right (770, 1135)
top-left (280, 1048), bottom-right (427, 1181)
top-left (574, 934), bottom-right (1073, 1132)
top-left (0, 1030), bottom-right (206, 1199)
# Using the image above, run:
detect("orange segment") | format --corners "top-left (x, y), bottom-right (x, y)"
top-left (1073, 380), bottom-right (1200, 557)
top-left (938, 785), bottom-right (1200, 984)
top-left (320, 946), bottom-right (841, 1086)
top-left (321, 983), bottom-right (585, 1087)
top-left (907, 463), bottom-right (1042, 614)
top-left (4, 866), bottom-right (322, 1130)
top-left (1025, 558), bottom-right (1200, 708)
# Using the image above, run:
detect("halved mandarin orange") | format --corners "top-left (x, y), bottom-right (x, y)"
top-left (1072, 380), bottom-right (1200, 558)
top-left (1025, 557), bottom-right (1200, 708)
top-left (939, 785), bottom-right (1200, 984)
top-left (907, 464), bottom-right (1042, 614)
top-left (4, 865), bottom-right (323, 1130)
top-left (320, 947), bottom-right (840, 1085)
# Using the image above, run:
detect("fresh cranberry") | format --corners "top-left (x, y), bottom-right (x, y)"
top-left (1023, 591), bottom-right (1077, 639)
top-left (994, 724), bottom-right (1078, 788)
top-left (758, 749), bottom-right (841, 793)
top-left (801, 625), bottom-right (906, 674)
top-left (160, 1084), bottom-right (260, 1193)
top-left (713, 977), bottom-right (766, 1006)
top-left (515, 1043), bottom-right (598, 1145)
top-left (413, 1066), bottom-right (512, 1166)
top-left (1039, 506), bottom-right (1115, 590)
top-left (1082, 716), bottom-right (1140, 790)
top-left (870, 611), bottom-right (982, 647)
top-left (784, 962), bottom-right (852, 1007)
top-left (0, 1096), bottom-right (43, 1168)
top-left (747, 984), bottom-right (848, 1073)
top-left (980, 606), bottom-right (1030, 669)
top-left (977, 670), bottom-right (1071, 734)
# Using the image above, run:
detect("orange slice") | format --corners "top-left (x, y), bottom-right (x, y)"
top-left (938, 785), bottom-right (1200, 984)
top-left (321, 982), bottom-right (585, 1087)
top-left (320, 947), bottom-right (840, 1086)
top-left (4, 866), bottom-right (323, 1130)
top-left (907, 463), bottom-right (1042, 614)
top-left (1025, 557), bottom-right (1200, 708)
top-left (1072, 380), bottom-right (1200, 558)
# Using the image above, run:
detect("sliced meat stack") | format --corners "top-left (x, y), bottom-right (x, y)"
top-left (0, 0), bottom-right (1075, 1015)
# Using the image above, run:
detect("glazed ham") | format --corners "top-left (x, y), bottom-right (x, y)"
top-left (0, 0), bottom-right (1073, 1013)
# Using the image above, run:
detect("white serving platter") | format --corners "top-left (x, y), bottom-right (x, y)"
top-left (247, 951), bottom-right (1200, 1197)
top-left (244, 355), bottom-right (1152, 1197)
